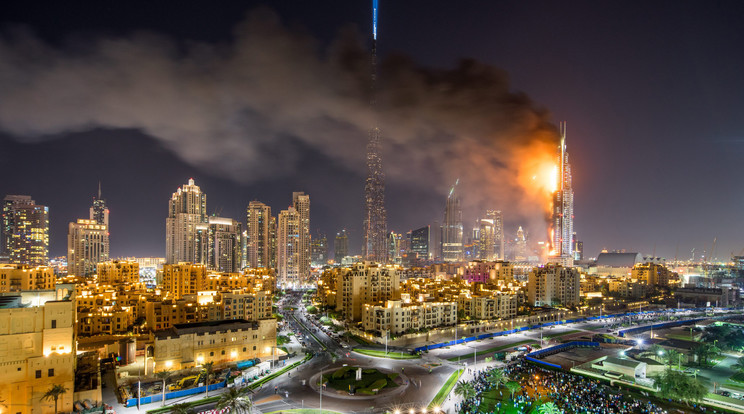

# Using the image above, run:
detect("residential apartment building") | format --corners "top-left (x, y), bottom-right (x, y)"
top-left (362, 300), bottom-right (456, 336)
top-left (335, 262), bottom-right (400, 322)
top-left (527, 264), bottom-right (580, 307)
top-left (0, 263), bottom-right (55, 292)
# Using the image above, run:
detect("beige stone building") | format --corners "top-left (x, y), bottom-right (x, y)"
top-left (150, 319), bottom-right (276, 371)
top-left (0, 285), bottom-right (76, 414)
top-left (336, 262), bottom-right (401, 322)
top-left (528, 264), bottom-right (580, 307)
top-left (163, 262), bottom-right (208, 299)
top-left (631, 262), bottom-right (679, 288)
top-left (97, 260), bottom-right (139, 285)
top-left (0, 263), bottom-right (55, 292)
top-left (362, 300), bottom-right (456, 336)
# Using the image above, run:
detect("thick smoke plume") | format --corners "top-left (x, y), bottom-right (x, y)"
top-left (0, 9), bottom-right (559, 233)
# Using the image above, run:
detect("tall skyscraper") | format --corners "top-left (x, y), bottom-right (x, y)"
top-left (68, 219), bottom-right (109, 276)
top-left (515, 226), bottom-right (528, 261)
top-left (311, 233), bottom-right (328, 266)
top-left (246, 201), bottom-right (273, 269)
top-left (362, 0), bottom-right (388, 264)
top-left (478, 210), bottom-right (504, 261)
top-left (165, 178), bottom-right (208, 264)
top-left (90, 182), bottom-right (109, 227)
top-left (410, 225), bottom-right (431, 261)
top-left (207, 216), bottom-right (243, 273)
top-left (2, 195), bottom-right (49, 265)
top-left (335, 229), bottom-right (349, 262)
top-left (442, 180), bottom-right (464, 262)
top-left (292, 192), bottom-right (311, 280)
top-left (552, 122), bottom-right (574, 259)
top-left (277, 207), bottom-right (300, 287)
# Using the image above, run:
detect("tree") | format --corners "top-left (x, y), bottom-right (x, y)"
top-left (691, 343), bottom-right (719, 366)
top-left (217, 386), bottom-right (254, 414)
top-left (454, 380), bottom-right (476, 401)
top-left (485, 368), bottom-right (507, 390)
top-left (733, 357), bottom-right (744, 373)
top-left (537, 401), bottom-right (564, 414)
top-left (654, 367), bottom-right (707, 405)
top-left (169, 403), bottom-right (194, 414)
top-left (664, 349), bottom-right (683, 368)
top-left (203, 362), bottom-right (215, 397)
top-left (41, 384), bottom-right (69, 414)
top-left (504, 381), bottom-right (521, 400)
top-left (154, 369), bottom-right (172, 407)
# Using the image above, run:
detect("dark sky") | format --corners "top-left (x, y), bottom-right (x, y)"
top-left (0, 0), bottom-right (742, 261)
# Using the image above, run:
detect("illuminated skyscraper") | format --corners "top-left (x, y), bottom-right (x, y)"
top-left (442, 180), bottom-right (464, 262)
top-left (552, 122), bottom-right (574, 260)
top-left (246, 201), bottom-right (273, 268)
top-left (363, 0), bottom-right (388, 264)
top-left (515, 226), bottom-right (528, 261)
top-left (277, 207), bottom-right (300, 287)
top-left (207, 216), bottom-right (242, 273)
top-left (68, 219), bottom-right (108, 277)
top-left (165, 178), bottom-right (208, 264)
top-left (478, 210), bottom-right (504, 260)
top-left (292, 192), bottom-right (311, 279)
top-left (2, 195), bottom-right (49, 265)
top-left (410, 225), bottom-right (432, 261)
top-left (90, 182), bottom-right (109, 227)
top-left (335, 229), bottom-right (349, 262)
top-left (311, 233), bottom-right (328, 266)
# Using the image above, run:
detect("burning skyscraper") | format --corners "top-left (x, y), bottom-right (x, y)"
top-left (550, 122), bottom-right (574, 264)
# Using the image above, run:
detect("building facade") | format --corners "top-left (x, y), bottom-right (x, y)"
top-left (67, 219), bottom-right (109, 277)
top-left (334, 229), bottom-right (349, 262)
top-left (292, 192), bottom-right (311, 280)
top-left (0, 264), bottom-right (55, 292)
top-left (528, 264), bottom-right (580, 307)
top-left (2, 195), bottom-right (49, 265)
top-left (245, 201), bottom-right (274, 269)
top-left (551, 122), bottom-right (574, 260)
top-left (207, 217), bottom-right (243, 273)
top-left (166, 179), bottom-right (208, 264)
top-left (442, 181), bottom-right (463, 262)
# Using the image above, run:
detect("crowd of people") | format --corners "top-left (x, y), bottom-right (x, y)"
top-left (456, 359), bottom-right (714, 414)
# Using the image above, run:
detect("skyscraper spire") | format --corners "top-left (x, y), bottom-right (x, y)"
top-left (363, 0), bottom-right (388, 263)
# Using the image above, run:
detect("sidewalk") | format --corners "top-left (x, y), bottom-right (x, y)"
top-left (103, 338), bottom-right (308, 414)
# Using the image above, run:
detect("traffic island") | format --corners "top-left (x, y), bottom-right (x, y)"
top-left (308, 366), bottom-right (409, 400)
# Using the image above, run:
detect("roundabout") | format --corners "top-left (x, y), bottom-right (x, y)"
top-left (308, 366), bottom-right (410, 400)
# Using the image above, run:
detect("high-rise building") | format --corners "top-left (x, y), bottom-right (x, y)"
top-left (207, 216), bottom-right (243, 273)
top-left (292, 192), bottom-right (311, 280)
top-left (246, 201), bottom-right (273, 269)
top-left (514, 226), bottom-right (528, 261)
top-left (166, 178), bottom-right (208, 264)
top-left (552, 122), bottom-right (574, 260)
top-left (90, 182), bottom-right (109, 227)
top-left (2, 195), bottom-right (49, 265)
top-left (162, 262), bottom-right (207, 299)
top-left (335, 229), bottom-right (349, 262)
top-left (67, 219), bottom-right (109, 277)
top-left (277, 207), bottom-right (300, 287)
top-left (442, 180), bottom-right (464, 262)
top-left (311, 233), bottom-right (328, 266)
top-left (573, 232), bottom-right (583, 261)
top-left (410, 225), bottom-right (431, 261)
top-left (478, 210), bottom-right (504, 261)
top-left (362, 0), bottom-right (388, 264)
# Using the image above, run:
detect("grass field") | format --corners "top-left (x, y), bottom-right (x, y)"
top-left (446, 339), bottom-right (534, 362)
top-left (428, 369), bottom-right (462, 409)
top-left (354, 348), bottom-right (420, 359)
top-left (265, 410), bottom-right (344, 414)
top-left (322, 367), bottom-right (398, 394)
top-left (543, 329), bottom-right (581, 339)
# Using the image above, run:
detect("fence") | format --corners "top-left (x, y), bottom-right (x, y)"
top-left (125, 380), bottom-right (227, 407)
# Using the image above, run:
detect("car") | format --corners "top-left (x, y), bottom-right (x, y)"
top-left (720, 391), bottom-right (731, 397)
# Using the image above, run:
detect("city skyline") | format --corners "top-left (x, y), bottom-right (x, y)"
top-left (0, 1), bottom-right (743, 261)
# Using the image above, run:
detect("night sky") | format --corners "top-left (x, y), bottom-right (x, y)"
top-left (1, 0), bottom-right (742, 261)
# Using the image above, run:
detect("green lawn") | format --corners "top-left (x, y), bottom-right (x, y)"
top-left (428, 369), bottom-right (462, 409)
top-left (446, 340), bottom-right (534, 362)
top-left (478, 387), bottom-right (538, 414)
top-left (322, 367), bottom-right (398, 394)
top-left (354, 348), bottom-right (420, 359)
top-left (543, 329), bottom-right (581, 339)
top-left (264, 410), bottom-right (344, 414)
top-left (350, 334), bottom-right (374, 346)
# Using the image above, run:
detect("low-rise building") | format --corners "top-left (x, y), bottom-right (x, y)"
top-left (151, 319), bottom-right (276, 371)
top-left (0, 263), bottom-right (55, 292)
top-left (528, 264), bottom-right (580, 307)
top-left (0, 285), bottom-right (76, 414)
top-left (362, 300), bottom-right (456, 336)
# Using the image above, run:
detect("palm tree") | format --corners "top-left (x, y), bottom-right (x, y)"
top-left (485, 368), bottom-right (507, 389)
top-left (217, 386), bottom-right (253, 414)
top-left (537, 401), bottom-right (564, 414)
top-left (41, 384), bottom-right (69, 414)
top-left (664, 349), bottom-right (683, 369)
top-left (169, 403), bottom-right (194, 414)
top-left (505, 381), bottom-right (521, 400)
top-left (203, 362), bottom-right (215, 397)
top-left (454, 380), bottom-right (476, 401)
top-left (732, 357), bottom-right (744, 374)
top-left (154, 369), bottom-right (172, 406)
